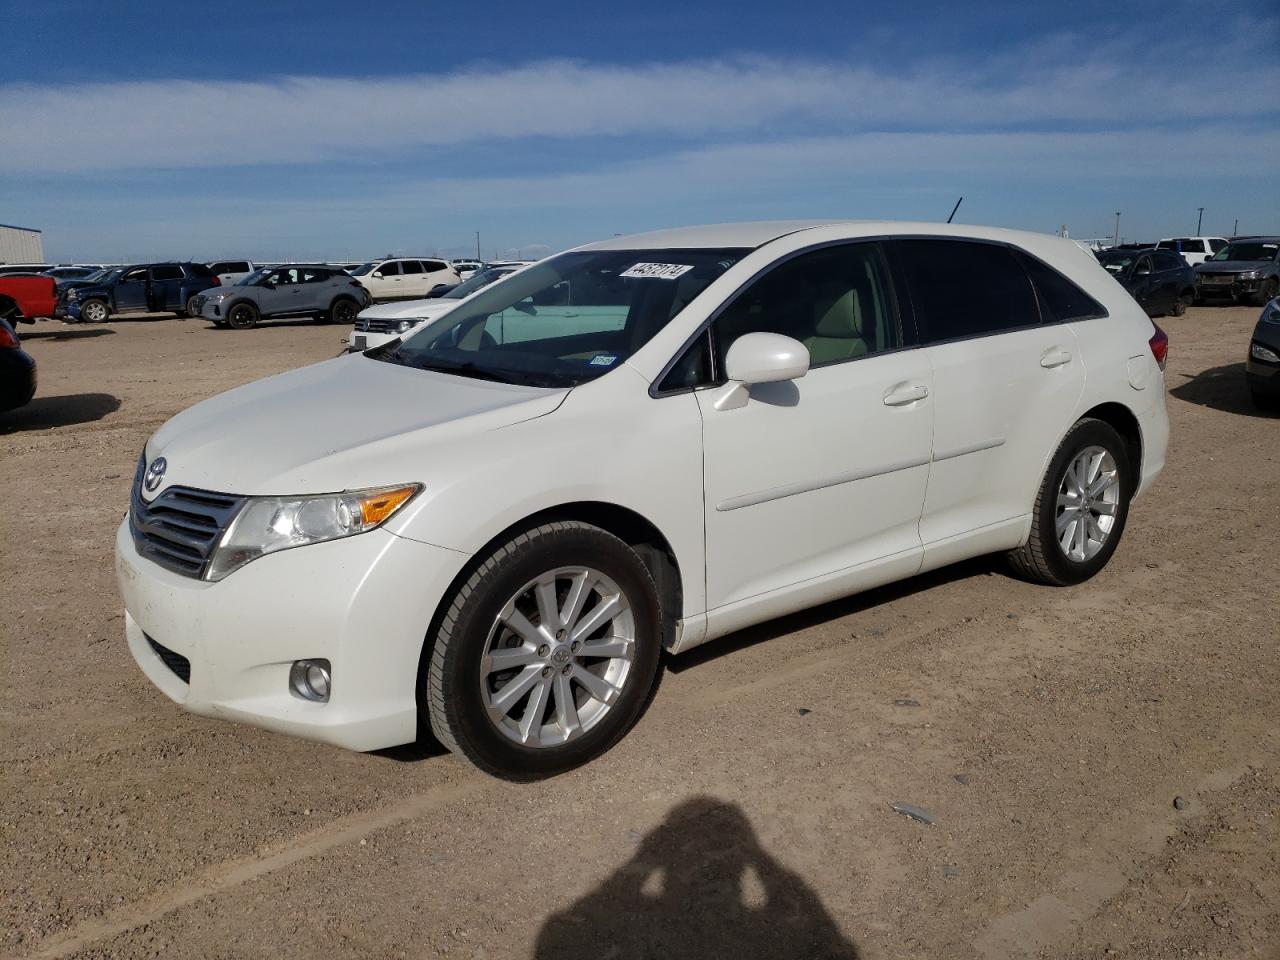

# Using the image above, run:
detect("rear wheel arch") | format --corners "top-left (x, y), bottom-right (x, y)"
top-left (1079, 401), bottom-right (1142, 480)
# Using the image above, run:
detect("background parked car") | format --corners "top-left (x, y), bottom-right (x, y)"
top-left (349, 263), bottom-right (524, 351)
top-left (1247, 297), bottom-right (1280, 411)
top-left (195, 264), bottom-right (370, 330)
top-left (0, 263), bottom-right (54, 276)
top-left (348, 258), bottom-right (461, 301)
top-left (1155, 237), bottom-right (1227, 266)
top-left (207, 259), bottom-right (257, 286)
top-left (64, 262), bottom-right (220, 323)
top-left (452, 259), bottom-right (484, 280)
top-left (1096, 247), bottom-right (1196, 317)
top-left (42, 266), bottom-right (101, 281)
top-left (1194, 237), bottom-right (1280, 307)
top-left (0, 273), bottom-right (58, 325)
top-left (0, 317), bottom-right (37, 412)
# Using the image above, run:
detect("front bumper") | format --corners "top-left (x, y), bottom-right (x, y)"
top-left (116, 518), bottom-right (469, 751)
top-left (199, 300), bottom-right (226, 321)
top-left (1196, 275), bottom-right (1265, 299)
top-left (1246, 347), bottom-right (1280, 397)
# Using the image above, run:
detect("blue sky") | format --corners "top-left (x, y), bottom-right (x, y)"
top-left (2, 0), bottom-right (1277, 263)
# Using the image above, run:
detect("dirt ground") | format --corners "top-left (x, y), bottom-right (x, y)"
top-left (2, 305), bottom-right (1277, 960)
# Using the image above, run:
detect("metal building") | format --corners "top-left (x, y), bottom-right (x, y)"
top-left (0, 223), bottom-right (45, 264)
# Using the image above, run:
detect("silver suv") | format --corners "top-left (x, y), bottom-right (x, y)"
top-left (195, 264), bottom-right (371, 329)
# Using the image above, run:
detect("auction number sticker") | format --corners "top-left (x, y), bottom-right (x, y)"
top-left (620, 263), bottom-right (694, 280)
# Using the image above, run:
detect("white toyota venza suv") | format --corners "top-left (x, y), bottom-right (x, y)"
top-left (117, 221), bottom-right (1170, 779)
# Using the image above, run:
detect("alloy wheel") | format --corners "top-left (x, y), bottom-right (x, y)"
top-left (1055, 445), bottom-right (1119, 562)
top-left (481, 566), bottom-right (635, 748)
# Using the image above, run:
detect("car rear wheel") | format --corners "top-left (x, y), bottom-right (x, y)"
top-left (227, 302), bottom-right (259, 330)
top-left (1171, 291), bottom-right (1192, 316)
top-left (326, 297), bottom-right (358, 326)
top-left (1008, 418), bottom-right (1132, 586)
top-left (423, 521), bottom-right (663, 780)
top-left (80, 299), bottom-right (109, 324)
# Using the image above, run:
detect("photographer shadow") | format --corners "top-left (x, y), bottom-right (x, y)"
top-left (535, 797), bottom-right (860, 959)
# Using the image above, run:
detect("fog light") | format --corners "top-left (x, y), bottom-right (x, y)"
top-left (290, 659), bottom-right (331, 702)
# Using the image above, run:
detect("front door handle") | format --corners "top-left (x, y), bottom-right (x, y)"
top-left (1041, 349), bottom-right (1073, 368)
top-left (883, 384), bottom-right (929, 406)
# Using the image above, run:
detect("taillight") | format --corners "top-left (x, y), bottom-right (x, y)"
top-left (212, 276), bottom-right (222, 286)
top-left (0, 323), bottom-right (18, 349)
top-left (1149, 323), bottom-right (1169, 371)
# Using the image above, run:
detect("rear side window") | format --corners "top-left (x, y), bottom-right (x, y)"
top-left (399, 260), bottom-right (424, 275)
top-left (895, 239), bottom-right (1038, 343)
top-left (1014, 251), bottom-right (1107, 322)
top-left (1182, 239), bottom-right (1205, 253)
top-left (300, 267), bottom-right (327, 283)
top-left (424, 260), bottom-right (448, 273)
top-left (151, 265), bottom-right (183, 281)
top-left (185, 263), bottom-right (213, 278)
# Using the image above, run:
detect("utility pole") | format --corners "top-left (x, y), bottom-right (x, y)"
top-left (1233, 218), bottom-right (1239, 236)
top-left (1196, 207), bottom-right (1204, 234)
top-left (1113, 212), bottom-right (1121, 247)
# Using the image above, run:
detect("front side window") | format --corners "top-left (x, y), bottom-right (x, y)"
top-left (711, 242), bottom-right (900, 372)
top-left (383, 248), bottom-right (746, 388)
top-left (896, 239), bottom-right (1038, 343)
top-left (121, 268), bottom-right (147, 283)
top-left (377, 261), bottom-right (401, 277)
top-left (300, 267), bottom-right (327, 283)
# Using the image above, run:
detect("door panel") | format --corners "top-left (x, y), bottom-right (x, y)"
top-left (920, 324), bottom-right (1084, 548)
top-left (113, 269), bottom-right (149, 313)
top-left (699, 351), bottom-right (933, 609)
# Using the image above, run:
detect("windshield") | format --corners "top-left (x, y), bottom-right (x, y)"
top-left (443, 267), bottom-right (514, 300)
top-left (1096, 251), bottom-right (1139, 273)
top-left (237, 267), bottom-right (274, 286)
top-left (348, 261), bottom-right (378, 276)
top-left (379, 248), bottom-right (746, 388)
top-left (1209, 241), bottom-right (1278, 262)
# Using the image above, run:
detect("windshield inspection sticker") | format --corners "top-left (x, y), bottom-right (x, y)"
top-left (589, 354), bottom-right (618, 367)
top-left (620, 262), bottom-right (695, 280)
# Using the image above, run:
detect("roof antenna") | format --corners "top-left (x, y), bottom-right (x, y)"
top-left (946, 197), bottom-right (963, 224)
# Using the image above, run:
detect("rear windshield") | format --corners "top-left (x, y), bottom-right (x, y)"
top-left (379, 248), bottom-right (746, 389)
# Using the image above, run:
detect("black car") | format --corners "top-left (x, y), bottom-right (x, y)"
top-left (1246, 297), bottom-right (1280, 411)
top-left (1195, 237), bottom-right (1280, 307)
top-left (1096, 247), bottom-right (1195, 317)
top-left (0, 317), bottom-right (37, 412)
top-left (62, 262), bottom-right (220, 323)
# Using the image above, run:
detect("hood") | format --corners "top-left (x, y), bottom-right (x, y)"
top-left (357, 297), bottom-right (460, 321)
top-left (144, 353), bottom-right (568, 497)
top-left (1196, 260), bottom-right (1273, 274)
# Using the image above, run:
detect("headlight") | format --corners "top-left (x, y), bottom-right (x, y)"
top-left (1251, 342), bottom-right (1280, 364)
top-left (211, 292), bottom-right (229, 302)
top-left (206, 483), bottom-right (420, 581)
top-left (1240, 269), bottom-right (1263, 280)
top-left (395, 320), bottom-right (414, 334)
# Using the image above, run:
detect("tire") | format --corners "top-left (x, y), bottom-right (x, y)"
top-left (1171, 291), bottom-right (1192, 316)
top-left (1255, 279), bottom-right (1279, 308)
top-left (80, 299), bottom-right (109, 324)
top-left (1008, 418), bottom-right (1133, 586)
top-left (424, 521), bottom-right (663, 780)
top-left (226, 301), bottom-right (259, 330)
top-left (326, 297), bottom-right (358, 326)
top-left (184, 295), bottom-right (200, 317)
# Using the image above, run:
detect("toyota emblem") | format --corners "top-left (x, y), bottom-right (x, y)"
top-left (143, 456), bottom-right (167, 492)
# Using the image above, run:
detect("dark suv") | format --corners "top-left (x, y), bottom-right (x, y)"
top-left (63, 263), bottom-right (220, 323)
top-left (1195, 237), bottom-right (1280, 306)
top-left (1096, 247), bottom-right (1196, 317)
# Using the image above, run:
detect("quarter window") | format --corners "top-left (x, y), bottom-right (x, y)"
top-left (1014, 251), bottom-right (1107, 322)
top-left (896, 239), bottom-right (1038, 343)
top-left (424, 260), bottom-right (448, 273)
top-left (711, 242), bottom-right (900, 372)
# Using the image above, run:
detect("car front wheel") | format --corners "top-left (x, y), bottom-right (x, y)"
top-left (80, 299), bottom-right (109, 324)
top-left (1008, 418), bottom-right (1133, 586)
top-left (423, 521), bottom-right (663, 780)
top-left (227, 302), bottom-right (259, 330)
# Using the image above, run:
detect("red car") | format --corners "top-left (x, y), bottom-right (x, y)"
top-left (0, 274), bottom-right (58, 326)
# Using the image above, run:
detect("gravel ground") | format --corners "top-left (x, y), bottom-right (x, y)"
top-left (1, 305), bottom-right (1276, 960)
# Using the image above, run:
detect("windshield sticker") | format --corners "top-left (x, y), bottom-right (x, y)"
top-left (589, 354), bottom-right (618, 367)
top-left (620, 262), bottom-right (695, 280)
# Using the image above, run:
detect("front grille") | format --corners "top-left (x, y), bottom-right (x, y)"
top-left (146, 634), bottom-right (191, 684)
top-left (130, 475), bottom-right (245, 579)
top-left (353, 317), bottom-right (405, 333)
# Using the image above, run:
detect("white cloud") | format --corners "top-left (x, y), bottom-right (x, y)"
top-left (1, 18), bottom-right (1276, 174)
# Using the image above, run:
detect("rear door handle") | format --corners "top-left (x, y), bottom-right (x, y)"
top-left (1040, 349), bottom-right (1073, 368)
top-left (883, 384), bottom-right (929, 406)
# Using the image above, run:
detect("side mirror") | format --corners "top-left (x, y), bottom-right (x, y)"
top-left (714, 332), bottom-right (809, 410)
top-left (372, 271), bottom-right (384, 279)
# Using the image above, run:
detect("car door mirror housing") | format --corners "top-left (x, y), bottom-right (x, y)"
top-left (372, 271), bottom-right (384, 279)
top-left (714, 332), bottom-right (810, 411)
